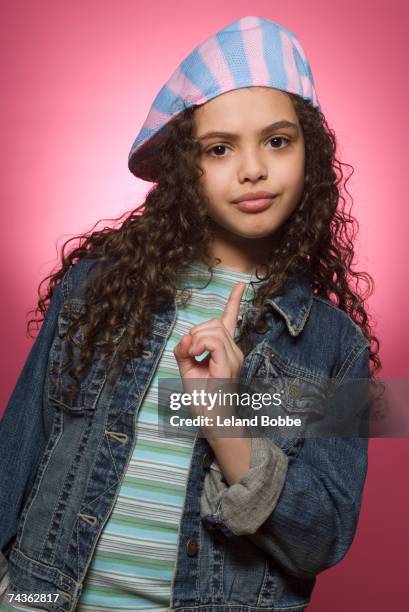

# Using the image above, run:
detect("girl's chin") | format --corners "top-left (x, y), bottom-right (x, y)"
top-left (225, 224), bottom-right (277, 240)
top-left (209, 217), bottom-right (278, 241)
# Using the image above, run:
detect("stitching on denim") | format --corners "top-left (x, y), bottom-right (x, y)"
top-left (268, 302), bottom-right (298, 337)
top-left (130, 357), bottom-right (141, 396)
top-left (18, 412), bottom-right (64, 557)
top-left (83, 479), bottom-right (119, 508)
top-left (80, 405), bottom-right (121, 509)
top-left (336, 342), bottom-right (369, 385)
top-left (106, 409), bottom-right (128, 432)
top-left (76, 519), bottom-right (80, 581)
top-left (47, 420), bottom-right (94, 566)
top-left (335, 345), bottom-right (359, 383)
top-left (10, 548), bottom-right (75, 595)
top-left (219, 535), bottom-right (225, 602)
top-left (256, 344), bottom-right (326, 383)
top-left (257, 560), bottom-right (271, 607)
top-left (197, 512), bottom-right (204, 601)
top-left (268, 291), bottom-right (313, 337)
top-left (296, 293), bottom-right (314, 333)
top-left (105, 435), bottom-right (120, 483)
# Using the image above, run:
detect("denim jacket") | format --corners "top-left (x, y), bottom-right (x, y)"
top-left (0, 257), bottom-right (371, 612)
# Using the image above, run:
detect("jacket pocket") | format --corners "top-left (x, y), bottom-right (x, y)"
top-left (46, 299), bottom-right (125, 414)
top-left (247, 346), bottom-right (331, 455)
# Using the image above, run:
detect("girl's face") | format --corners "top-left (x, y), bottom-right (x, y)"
top-left (193, 87), bottom-right (305, 268)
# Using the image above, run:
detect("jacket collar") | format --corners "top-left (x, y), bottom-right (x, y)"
top-left (260, 273), bottom-right (313, 337)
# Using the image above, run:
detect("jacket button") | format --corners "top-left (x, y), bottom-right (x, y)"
top-left (202, 451), bottom-right (214, 469)
top-left (267, 350), bottom-right (276, 362)
top-left (186, 537), bottom-right (199, 557)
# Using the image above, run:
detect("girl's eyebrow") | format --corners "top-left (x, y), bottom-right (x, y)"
top-left (196, 120), bottom-right (299, 141)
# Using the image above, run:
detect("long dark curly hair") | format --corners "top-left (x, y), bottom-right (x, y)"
top-left (27, 91), bottom-right (381, 401)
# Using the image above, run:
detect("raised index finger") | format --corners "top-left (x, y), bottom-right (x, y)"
top-left (221, 282), bottom-right (247, 337)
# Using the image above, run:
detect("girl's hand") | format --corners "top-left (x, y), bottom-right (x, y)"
top-left (173, 281), bottom-right (247, 442)
top-left (173, 282), bottom-right (246, 381)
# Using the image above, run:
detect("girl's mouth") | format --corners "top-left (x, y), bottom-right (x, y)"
top-left (233, 196), bottom-right (276, 213)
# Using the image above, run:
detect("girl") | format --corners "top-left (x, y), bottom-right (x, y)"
top-left (0, 15), bottom-right (380, 612)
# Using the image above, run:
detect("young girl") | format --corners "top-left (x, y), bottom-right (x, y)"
top-left (0, 15), bottom-right (380, 612)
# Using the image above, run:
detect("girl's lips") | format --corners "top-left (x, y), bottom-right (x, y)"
top-left (233, 196), bottom-right (276, 212)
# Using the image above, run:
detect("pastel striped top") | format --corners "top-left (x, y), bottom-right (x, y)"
top-left (0, 260), bottom-right (257, 612)
top-left (73, 263), bottom-right (254, 612)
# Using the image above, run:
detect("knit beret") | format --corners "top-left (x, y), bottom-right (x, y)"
top-left (128, 15), bottom-right (320, 181)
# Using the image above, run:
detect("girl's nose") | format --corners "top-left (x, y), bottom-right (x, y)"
top-left (238, 161), bottom-right (268, 183)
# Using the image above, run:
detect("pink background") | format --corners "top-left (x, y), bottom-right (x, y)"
top-left (1, 1), bottom-right (408, 609)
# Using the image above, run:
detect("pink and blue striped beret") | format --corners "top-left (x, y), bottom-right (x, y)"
top-left (128, 15), bottom-right (320, 181)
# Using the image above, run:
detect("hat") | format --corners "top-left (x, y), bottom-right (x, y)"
top-left (128, 15), bottom-right (320, 181)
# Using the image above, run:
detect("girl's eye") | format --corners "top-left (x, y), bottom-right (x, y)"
top-left (205, 136), bottom-right (290, 158)
top-left (206, 144), bottom-right (229, 157)
top-left (267, 136), bottom-right (290, 149)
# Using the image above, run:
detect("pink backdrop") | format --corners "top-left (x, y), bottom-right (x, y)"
top-left (1, 1), bottom-right (408, 609)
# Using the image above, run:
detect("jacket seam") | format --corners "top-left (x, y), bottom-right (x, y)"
top-left (335, 342), bottom-right (370, 385)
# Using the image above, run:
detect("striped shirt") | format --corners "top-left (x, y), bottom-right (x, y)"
top-left (1, 261), bottom-right (256, 612)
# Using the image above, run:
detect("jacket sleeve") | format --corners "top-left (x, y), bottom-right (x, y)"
top-left (0, 277), bottom-right (66, 563)
top-left (200, 341), bottom-right (371, 579)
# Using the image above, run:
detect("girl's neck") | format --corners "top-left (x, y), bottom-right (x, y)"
top-left (206, 225), bottom-right (271, 275)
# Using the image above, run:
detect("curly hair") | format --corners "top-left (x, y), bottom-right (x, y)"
top-left (27, 92), bottom-right (381, 402)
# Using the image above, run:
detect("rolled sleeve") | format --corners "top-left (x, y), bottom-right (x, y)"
top-left (200, 436), bottom-right (289, 537)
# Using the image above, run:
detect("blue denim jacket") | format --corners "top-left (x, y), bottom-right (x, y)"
top-left (0, 257), bottom-right (371, 612)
